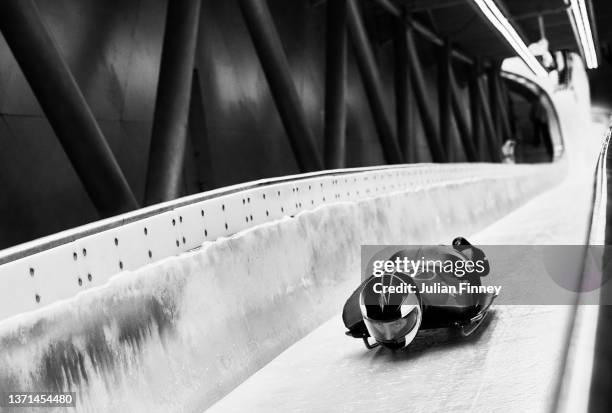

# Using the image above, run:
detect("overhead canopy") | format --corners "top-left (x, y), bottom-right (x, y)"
top-left (367, 0), bottom-right (609, 65)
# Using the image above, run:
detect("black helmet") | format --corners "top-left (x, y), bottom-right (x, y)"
top-left (359, 272), bottom-right (422, 350)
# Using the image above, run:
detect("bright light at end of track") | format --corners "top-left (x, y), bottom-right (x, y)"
top-left (472, 0), bottom-right (548, 77)
top-left (568, 0), bottom-right (598, 69)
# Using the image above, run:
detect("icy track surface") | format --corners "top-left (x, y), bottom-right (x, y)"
top-left (206, 180), bottom-right (586, 413)
top-left (208, 123), bottom-right (608, 413)
top-left (0, 160), bottom-right (560, 413)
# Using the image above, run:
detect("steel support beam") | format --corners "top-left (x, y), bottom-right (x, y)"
top-left (449, 69), bottom-right (478, 162)
top-left (494, 73), bottom-right (512, 142)
top-left (188, 69), bottom-right (215, 192)
top-left (371, 0), bottom-right (474, 65)
top-left (497, 76), bottom-right (515, 137)
top-left (394, 19), bottom-right (413, 161)
top-left (347, 0), bottom-right (403, 164)
top-left (477, 76), bottom-right (502, 162)
top-left (487, 66), bottom-right (501, 142)
top-left (405, 28), bottom-right (446, 162)
top-left (439, 40), bottom-right (452, 155)
top-left (514, 5), bottom-right (569, 20)
top-left (239, 0), bottom-right (323, 172)
top-left (404, 0), bottom-right (468, 13)
top-left (145, 0), bottom-right (202, 205)
top-left (324, 0), bottom-right (348, 169)
top-left (0, 0), bottom-right (138, 216)
top-left (469, 63), bottom-right (483, 160)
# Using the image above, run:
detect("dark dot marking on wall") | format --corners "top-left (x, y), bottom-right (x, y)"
top-left (82, 248), bottom-right (87, 257)
top-left (29, 267), bottom-right (35, 277)
top-left (144, 227), bottom-right (148, 235)
top-left (119, 261), bottom-right (123, 270)
top-left (87, 273), bottom-right (92, 282)
top-left (148, 251), bottom-right (152, 258)
top-left (73, 252), bottom-right (77, 261)
top-left (78, 278), bottom-right (82, 286)
top-left (35, 294), bottom-right (40, 303)
top-left (114, 238), bottom-right (119, 246)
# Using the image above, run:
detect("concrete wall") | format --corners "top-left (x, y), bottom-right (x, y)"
top-left (0, 0), bottom-right (469, 249)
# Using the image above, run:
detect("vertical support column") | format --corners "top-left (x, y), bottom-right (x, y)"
top-left (494, 73), bottom-right (512, 141)
top-left (537, 15), bottom-right (546, 40)
top-left (500, 77), bottom-right (517, 137)
top-left (438, 39), bottom-right (452, 158)
top-left (145, 0), bottom-right (202, 205)
top-left (394, 18), bottom-right (412, 161)
top-left (469, 61), bottom-right (483, 160)
top-left (0, 0), bottom-right (138, 216)
top-left (487, 65), bottom-right (502, 143)
top-left (477, 75), bottom-right (501, 162)
top-left (188, 69), bottom-right (215, 192)
top-left (238, 0), bottom-right (323, 172)
top-left (405, 27), bottom-right (446, 162)
top-left (324, 0), bottom-right (348, 169)
top-left (346, 0), bottom-right (403, 164)
top-left (449, 68), bottom-right (478, 162)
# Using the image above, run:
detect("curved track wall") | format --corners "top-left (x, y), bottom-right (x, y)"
top-left (0, 160), bottom-right (563, 412)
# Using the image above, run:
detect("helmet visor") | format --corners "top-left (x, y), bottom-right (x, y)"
top-left (363, 305), bottom-right (420, 342)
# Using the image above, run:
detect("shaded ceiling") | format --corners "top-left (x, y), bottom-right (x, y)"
top-left (367, 0), bottom-right (612, 66)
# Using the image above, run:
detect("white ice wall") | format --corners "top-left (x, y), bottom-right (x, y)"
top-left (0, 161), bottom-right (563, 412)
